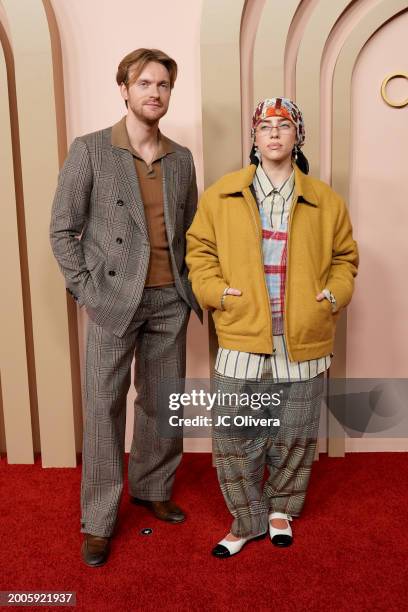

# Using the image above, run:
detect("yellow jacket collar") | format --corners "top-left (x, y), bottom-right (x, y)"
top-left (219, 163), bottom-right (318, 206)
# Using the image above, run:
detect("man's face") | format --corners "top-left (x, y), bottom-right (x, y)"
top-left (254, 116), bottom-right (297, 164)
top-left (120, 61), bottom-right (171, 124)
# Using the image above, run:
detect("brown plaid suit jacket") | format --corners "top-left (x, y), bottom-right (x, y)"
top-left (50, 124), bottom-right (202, 336)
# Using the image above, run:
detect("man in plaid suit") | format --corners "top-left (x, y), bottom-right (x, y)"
top-left (50, 48), bottom-right (202, 567)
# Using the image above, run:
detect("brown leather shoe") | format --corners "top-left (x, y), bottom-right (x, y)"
top-left (131, 498), bottom-right (186, 523)
top-left (81, 534), bottom-right (110, 567)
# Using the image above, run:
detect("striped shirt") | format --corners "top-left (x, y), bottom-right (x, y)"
top-left (215, 163), bottom-right (331, 382)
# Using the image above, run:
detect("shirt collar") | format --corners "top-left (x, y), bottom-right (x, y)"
top-left (218, 165), bottom-right (318, 207)
top-left (111, 116), bottom-right (174, 161)
top-left (253, 163), bottom-right (295, 204)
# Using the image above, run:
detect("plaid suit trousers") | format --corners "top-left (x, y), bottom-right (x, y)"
top-left (212, 362), bottom-right (324, 538)
top-left (80, 286), bottom-right (190, 537)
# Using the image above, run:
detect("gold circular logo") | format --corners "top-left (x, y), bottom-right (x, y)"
top-left (381, 73), bottom-right (408, 108)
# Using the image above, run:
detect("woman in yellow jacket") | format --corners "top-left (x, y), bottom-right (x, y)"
top-left (186, 98), bottom-right (358, 558)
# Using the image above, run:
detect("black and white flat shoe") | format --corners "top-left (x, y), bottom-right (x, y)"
top-left (211, 532), bottom-right (266, 559)
top-left (268, 511), bottom-right (293, 547)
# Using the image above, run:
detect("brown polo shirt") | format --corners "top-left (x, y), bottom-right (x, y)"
top-left (111, 116), bottom-right (174, 287)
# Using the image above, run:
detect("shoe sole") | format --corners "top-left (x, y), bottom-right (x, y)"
top-left (271, 536), bottom-right (293, 547)
top-left (131, 497), bottom-right (186, 523)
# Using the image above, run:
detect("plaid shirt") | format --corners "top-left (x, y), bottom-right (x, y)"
top-left (254, 164), bottom-right (295, 334)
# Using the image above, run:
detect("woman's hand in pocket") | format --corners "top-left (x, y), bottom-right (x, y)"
top-left (223, 287), bottom-right (242, 311)
top-left (316, 289), bottom-right (337, 313)
top-left (226, 287), bottom-right (242, 297)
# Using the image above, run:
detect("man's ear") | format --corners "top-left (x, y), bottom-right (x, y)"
top-left (119, 82), bottom-right (128, 102)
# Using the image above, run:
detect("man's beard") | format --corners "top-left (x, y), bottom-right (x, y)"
top-left (129, 101), bottom-right (166, 125)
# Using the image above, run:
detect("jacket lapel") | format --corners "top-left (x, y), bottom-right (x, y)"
top-left (111, 147), bottom-right (149, 239)
top-left (161, 154), bottom-right (179, 243)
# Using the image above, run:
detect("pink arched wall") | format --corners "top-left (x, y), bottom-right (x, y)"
top-left (1, 0), bottom-right (407, 461)
top-left (346, 11), bottom-right (408, 451)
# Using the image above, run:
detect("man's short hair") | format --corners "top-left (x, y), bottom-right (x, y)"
top-left (116, 48), bottom-right (178, 89)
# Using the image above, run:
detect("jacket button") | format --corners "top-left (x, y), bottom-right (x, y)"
top-left (116, 237), bottom-right (123, 244)
top-left (117, 199), bottom-right (124, 206)
top-left (273, 348), bottom-right (276, 353)
top-left (108, 270), bottom-right (116, 276)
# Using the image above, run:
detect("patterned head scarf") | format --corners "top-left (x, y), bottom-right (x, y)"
top-left (251, 97), bottom-right (305, 148)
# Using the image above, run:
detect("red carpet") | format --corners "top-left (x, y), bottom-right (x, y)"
top-left (0, 452), bottom-right (407, 612)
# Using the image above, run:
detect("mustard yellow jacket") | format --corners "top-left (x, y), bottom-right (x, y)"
top-left (185, 164), bottom-right (359, 362)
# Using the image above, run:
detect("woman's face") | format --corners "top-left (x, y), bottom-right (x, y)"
top-left (254, 116), bottom-right (297, 165)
